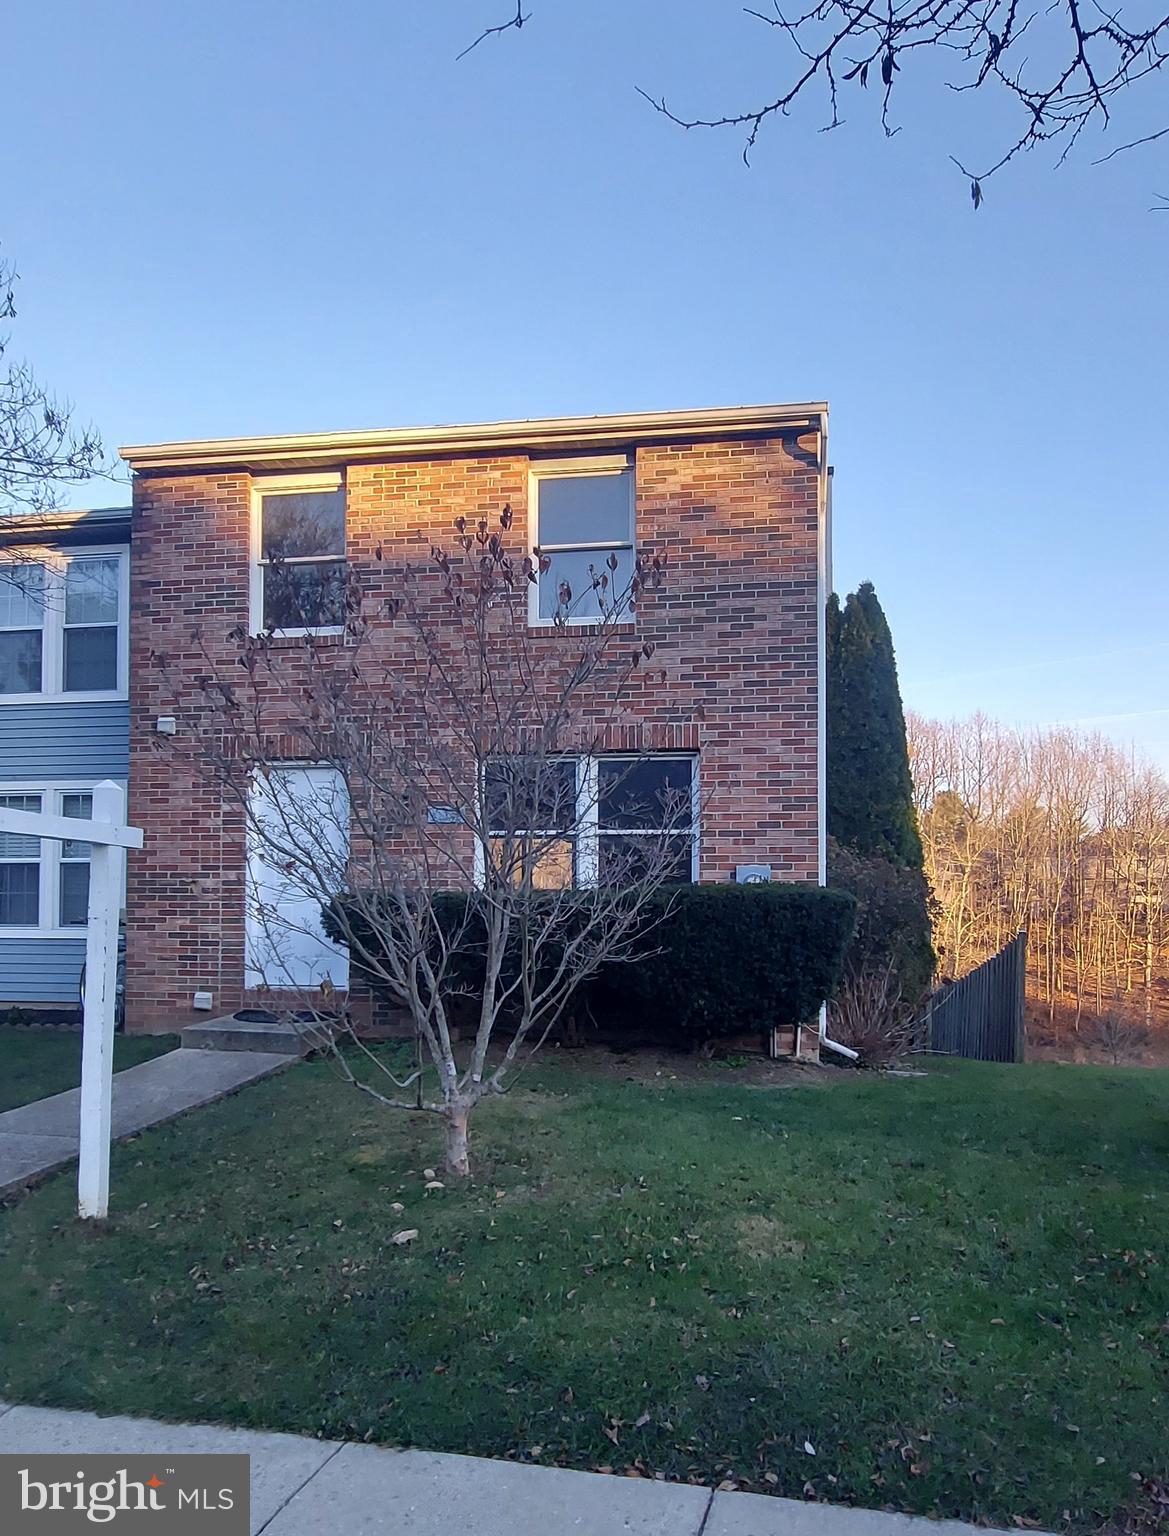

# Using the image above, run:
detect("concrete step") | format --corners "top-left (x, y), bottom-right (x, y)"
top-left (181, 1016), bottom-right (313, 1055)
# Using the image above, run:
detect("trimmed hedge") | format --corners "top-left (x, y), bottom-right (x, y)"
top-left (325, 882), bottom-right (855, 1047)
top-left (584, 883), bottom-right (855, 1042)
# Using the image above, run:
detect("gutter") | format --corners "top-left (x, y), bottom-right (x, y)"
top-left (120, 401), bottom-right (829, 474)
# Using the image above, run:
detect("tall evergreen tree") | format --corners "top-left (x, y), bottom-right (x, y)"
top-left (827, 582), bottom-right (923, 869)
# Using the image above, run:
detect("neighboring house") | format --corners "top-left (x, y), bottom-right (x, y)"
top-left (0, 507), bottom-right (131, 1010)
top-left (119, 403), bottom-right (831, 1052)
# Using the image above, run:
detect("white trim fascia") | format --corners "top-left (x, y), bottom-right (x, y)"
top-left (121, 403), bottom-right (830, 473)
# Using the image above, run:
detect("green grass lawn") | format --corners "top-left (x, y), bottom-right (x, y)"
top-left (0, 1053), bottom-right (1166, 1532)
top-left (0, 1026), bottom-right (178, 1113)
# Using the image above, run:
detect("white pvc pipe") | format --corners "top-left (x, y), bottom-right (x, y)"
top-left (821, 1035), bottom-right (860, 1061)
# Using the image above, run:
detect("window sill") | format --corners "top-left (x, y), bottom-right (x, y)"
top-left (249, 626), bottom-right (347, 646)
top-left (0, 927), bottom-right (88, 941)
top-left (0, 691), bottom-right (128, 706)
top-left (527, 620), bottom-right (637, 637)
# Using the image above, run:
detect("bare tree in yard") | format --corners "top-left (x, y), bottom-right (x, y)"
top-left (464, 3), bottom-right (1169, 195)
top-left (0, 251), bottom-right (105, 523)
top-left (159, 512), bottom-right (691, 1176)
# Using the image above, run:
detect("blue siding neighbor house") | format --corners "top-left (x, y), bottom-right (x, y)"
top-left (0, 507), bottom-right (130, 1009)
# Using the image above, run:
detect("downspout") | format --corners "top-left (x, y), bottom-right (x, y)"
top-left (817, 454), bottom-right (831, 894)
top-left (816, 446), bottom-right (856, 1062)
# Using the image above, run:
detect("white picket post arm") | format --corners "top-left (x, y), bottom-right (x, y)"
top-left (0, 779), bottom-right (143, 1221)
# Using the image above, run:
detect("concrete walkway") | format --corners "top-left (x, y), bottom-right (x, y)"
top-left (0, 1402), bottom-right (1055, 1535)
top-left (0, 1048), bottom-right (289, 1197)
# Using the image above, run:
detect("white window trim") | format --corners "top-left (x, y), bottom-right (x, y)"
top-left (249, 472), bottom-right (346, 639)
top-left (0, 546), bottom-right (129, 704)
top-left (480, 753), bottom-right (699, 887)
top-left (527, 456), bottom-right (635, 627)
top-left (0, 778), bottom-right (125, 938)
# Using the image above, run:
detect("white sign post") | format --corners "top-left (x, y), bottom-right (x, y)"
top-left (0, 779), bottom-right (143, 1219)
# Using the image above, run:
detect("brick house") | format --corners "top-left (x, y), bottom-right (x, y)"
top-left (119, 403), bottom-right (831, 1052)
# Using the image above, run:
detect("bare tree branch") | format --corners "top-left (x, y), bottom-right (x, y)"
top-left (463, 3), bottom-right (1169, 194)
top-left (456, 2), bottom-right (530, 62)
top-left (0, 249), bottom-right (110, 524)
top-left (1094, 123), bottom-right (1169, 163)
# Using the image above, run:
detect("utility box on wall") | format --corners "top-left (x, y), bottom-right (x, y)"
top-left (735, 865), bottom-right (772, 884)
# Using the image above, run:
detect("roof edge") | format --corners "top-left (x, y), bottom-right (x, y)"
top-left (120, 402), bottom-right (828, 473)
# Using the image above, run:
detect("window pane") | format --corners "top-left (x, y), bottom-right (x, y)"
top-left (0, 630), bottom-right (43, 693)
top-left (59, 860), bottom-right (91, 926)
top-left (65, 557), bottom-right (119, 625)
top-left (0, 864), bottom-right (39, 924)
top-left (537, 473), bottom-right (632, 548)
top-left (599, 758), bottom-right (693, 830)
top-left (64, 625), bottom-right (117, 691)
top-left (0, 794), bottom-right (41, 858)
top-left (537, 547), bottom-right (635, 621)
top-left (261, 491), bottom-right (345, 559)
top-left (599, 833), bottom-right (693, 885)
top-left (262, 561), bottom-right (347, 630)
top-left (485, 758), bottom-right (577, 832)
top-left (62, 793), bottom-right (94, 858)
top-left (489, 836), bottom-right (575, 890)
top-left (0, 563), bottom-right (46, 627)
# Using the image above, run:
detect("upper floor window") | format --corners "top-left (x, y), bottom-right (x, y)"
top-left (0, 549), bottom-right (127, 701)
top-left (251, 475), bottom-right (347, 634)
top-left (529, 459), bottom-right (634, 624)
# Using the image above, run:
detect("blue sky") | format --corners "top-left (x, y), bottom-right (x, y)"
top-left (6, 2), bottom-right (1167, 763)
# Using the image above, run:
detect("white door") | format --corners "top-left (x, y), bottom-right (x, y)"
top-left (245, 765), bottom-right (350, 991)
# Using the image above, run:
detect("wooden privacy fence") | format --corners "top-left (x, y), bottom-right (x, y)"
top-left (926, 931), bottom-right (1027, 1062)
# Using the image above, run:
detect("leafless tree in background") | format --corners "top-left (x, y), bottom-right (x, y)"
top-left (158, 514), bottom-right (692, 1175)
top-left (908, 713), bottom-right (1169, 1040)
top-left (1, 250), bottom-right (106, 523)
top-left (465, 3), bottom-right (1169, 197)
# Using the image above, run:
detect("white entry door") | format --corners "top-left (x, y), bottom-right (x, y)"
top-left (245, 765), bottom-right (350, 991)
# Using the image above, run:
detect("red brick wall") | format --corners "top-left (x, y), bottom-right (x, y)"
top-left (125, 432), bottom-right (822, 1033)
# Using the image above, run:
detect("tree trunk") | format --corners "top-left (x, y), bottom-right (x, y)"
top-left (446, 1103), bottom-right (471, 1177)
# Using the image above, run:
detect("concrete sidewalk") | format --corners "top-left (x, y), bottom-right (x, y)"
top-left (0, 1048), bottom-right (289, 1197)
top-left (0, 1402), bottom-right (1055, 1535)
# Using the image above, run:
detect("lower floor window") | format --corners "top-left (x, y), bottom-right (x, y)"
top-left (59, 793), bottom-right (94, 926)
top-left (0, 784), bottom-right (99, 931)
top-left (0, 793), bottom-right (41, 925)
top-left (484, 754), bottom-right (696, 889)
